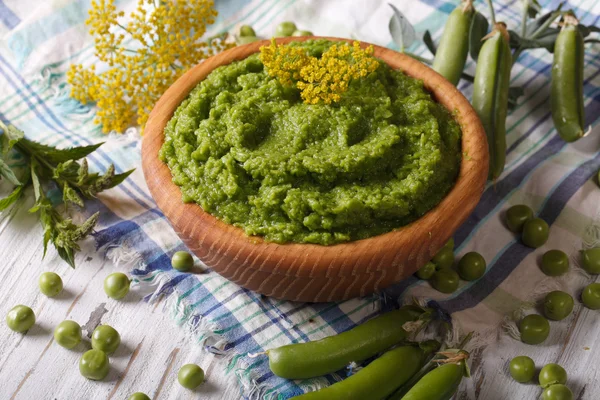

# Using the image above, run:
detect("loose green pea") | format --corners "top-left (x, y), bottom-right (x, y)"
top-left (128, 393), bottom-right (150, 400)
top-left (275, 21), bottom-right (297, 37)
top-left (539, 363), bottom-right (567, 388)
top-left (581, 283), bottom-right (600, 309)
top-left (541, 250), bottom-right (569, 276)
top-left (522, 218), bottom-right (549, 248)
top-left (581, 248), bottom-right (600, 274)
top-left (415, 262), bottom-right (436, 280)
top-left (92, 324), bottom-right (121, 354)
top-left (509, 356), bottom-right (535, 383)
top-left (431, 269), bottom-right (460, 294)
top-left (54, 320), bottom-right (82, 349)
top-left (292, 30), bottom-right (313, 36)
top-left (505, 204), bottom-right (533, 232)
top-left (237, 36), bottom-right (259, 45)
top-left (519, 314), bottom-right (550, 345)
top-left (103, 272), bottom-right (130, 299)
top-left (178, 364), bottom-right (205, 389)
top-left (543, 291), bottom-right (574, 321)
top-left (39, 272), bottom-right (63, 297)
top-left (432, 247), bottom-right (454, 269)
top-left (239, 25), bottom-right (256, 37)
top-left (6, 305), bottom-right (35, 332)
top-left (542, 384), bottom-right (573, 400)
top-left (457, 252), bottom-right (486, 281)
top-left (79, 349), bottom-right (110, 380)
top-left (171, 251), bottom-right (194, 272)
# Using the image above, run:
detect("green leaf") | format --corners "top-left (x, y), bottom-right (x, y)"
top-left (522, 0), bottom-right (541, 18)
top-left (389, 3), bottom-right (416, 51)
top-left (0, 185), bottom-right (24, 211)
top-left (0, 123), bottom-right (24, 155)
top-left (103, 168), bottom-right (134, 190)
top-left (56, 246), bottom-right (76, 269)
top-left (21, 137), bottom-right (104, 164)
top-left (469, 11), bottom-right (489, 61)
top-left (0, 157), bottom-right (21, 185)
top-left (579, 24), bottom-right (600, 38)
top-left (423, 30), bottom-right (436, 55)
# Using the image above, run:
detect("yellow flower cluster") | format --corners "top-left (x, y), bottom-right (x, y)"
top-left (260, 40), bottom-right (379, 104)
top-left (67, 0), bottom-right (234, 133)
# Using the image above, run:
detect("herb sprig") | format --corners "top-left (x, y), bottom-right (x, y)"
top-left (0, 121), bottom-right (133, 267)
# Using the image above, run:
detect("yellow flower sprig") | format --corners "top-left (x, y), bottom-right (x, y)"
top-left (259, 40), bottom-right (379, 104)
top-left (67, 0), bottom-right (235, 133)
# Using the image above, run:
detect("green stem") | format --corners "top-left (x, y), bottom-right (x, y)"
top-left (520, 0), bottom-right (529, 38)
top-left (486, 0), bottom-right (497, 25)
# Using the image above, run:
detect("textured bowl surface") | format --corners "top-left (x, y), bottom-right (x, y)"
top-left (142, 37), bottom-right (489, 302)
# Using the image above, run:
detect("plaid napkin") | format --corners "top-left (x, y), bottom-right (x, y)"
top-left (0, 0), bottom-right (599, 398)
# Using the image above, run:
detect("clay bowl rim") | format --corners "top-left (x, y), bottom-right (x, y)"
top-left (142, 36), bottom-right (489, 278)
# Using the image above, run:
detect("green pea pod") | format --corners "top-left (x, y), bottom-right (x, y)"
top-left (551, 16), bottom-right (585, 142)
top-left (400, 362), bottom-right (466, 400)
top-left (432, 0), bottom-right (474, 85)
top-left (267, 306), bottom-right (426, 379)
top-left (472, 23), bottom-right (512, 181)
top-left (291, 344), bottom-right (434, 400)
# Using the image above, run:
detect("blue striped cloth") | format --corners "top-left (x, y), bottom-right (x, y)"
top-left (0, 0), bottom-right (599, 398)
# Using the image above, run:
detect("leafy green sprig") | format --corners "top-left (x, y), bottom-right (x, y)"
top-left (0, 121), bottom-right (133, 267)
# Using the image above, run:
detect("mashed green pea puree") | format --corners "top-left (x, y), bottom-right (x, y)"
top-left (160, 40), bottom-right (461, 245)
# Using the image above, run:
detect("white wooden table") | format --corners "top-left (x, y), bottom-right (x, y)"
top-left (0, 197), bottom-right (598, 399)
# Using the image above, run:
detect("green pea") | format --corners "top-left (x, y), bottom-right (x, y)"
top-left (39, 272), bottom-right (63, 297)
top-left (239, 25), bottom-right (256, 37)
top-left (521, 218), bottom-right (549, 248)
top-left (178, 364), bottom-right (205, 389)
top-left (432, 247), bottom-right (454, 269)
top-left (79, 349), bottom-right (110, 380)
top-left (541, 250), bottom-right (569, 276)
top-left (237, 36), bottom-right (259, 45)
top-left (128, 393), bottom-right (150, 400)
top-left (542, 384), bottom-right (573, 400)
top-left (292, 30), bottom-right (313, 36)
top-left (443, 238), bottom-right (454, 251)
top-left (581, 248), bottom-right (600, 274)
top-left (275, 21), bottom-right (297, 37)
top-left (92, 324), bottom-right (121, 354)
top-left (103, 272), bottom-right (130, 299)
top-left (6, 305), bottom-right (35, 332)
top-left (509, 356), bottom-right (535, 383)
top-left (54, 320), bottom-right (82, 349)
top-left (519, 314), bottom-right (550, 345)
top-left (543, 291), bottom-right (574, 321)
top-left (457, 252), bottom-right (486, 281)
top-left (505, 204), bottom-right (533, 232)
top-left (268, 306), bottom-right (425, 379)
top-left (581, 283), bottom-right (600, 309)
top-left (171, 251), bottom-right (194, 272)
top-left (539, 363), bottom-right (567, 388)
top-left (431, 269), bottom-right (460, 294)
top-left (415, 261), bottom-right (436, 280)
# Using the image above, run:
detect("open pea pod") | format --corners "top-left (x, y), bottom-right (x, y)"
top-left (472, 23), bottom-right (512, 181)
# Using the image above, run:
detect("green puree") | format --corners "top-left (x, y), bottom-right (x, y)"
top-left (160, 40), bottom-right (462, 245)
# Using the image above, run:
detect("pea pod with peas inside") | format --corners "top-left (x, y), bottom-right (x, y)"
top-left (398, 355), bottom-right (469, 400)
top-left (291, 341), bottom-right (439, 400)
top-left (472, 23), bottom-right (512, 181)
top-left (267, 305), bottom-right (429, 379)
top-left (551, 14), bottom-right (586, 143)
top-left (432, 0), bottom-right (474, 85)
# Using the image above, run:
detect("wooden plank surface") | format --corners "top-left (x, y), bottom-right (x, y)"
top-left (0, 200), bottom-right (598, 399)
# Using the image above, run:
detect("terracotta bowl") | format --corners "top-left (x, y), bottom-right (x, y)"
top-left (142, 37), bottom-right (489, 302)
